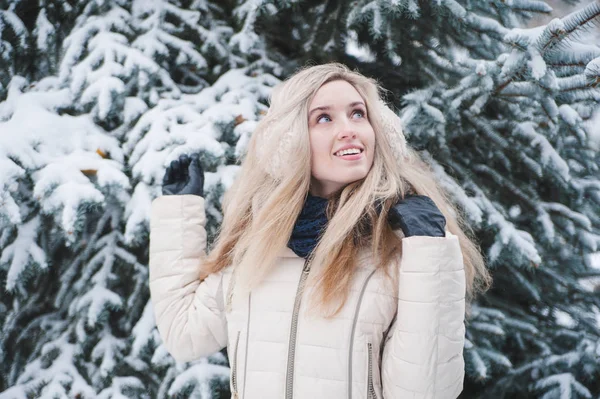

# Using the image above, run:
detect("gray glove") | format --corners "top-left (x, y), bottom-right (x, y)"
top-left (388, 195), bottom-right (446, 237)
top-left (162, 153), bottom-right (205, 197)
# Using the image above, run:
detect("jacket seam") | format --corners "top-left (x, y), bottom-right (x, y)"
top-left (432, 264), bottom-right (442, 395)
top-left (387, 352), bottom-right (463, 366)
top-left (178, 195), bottom-right (196, 359)
top-left (386, 327), bottom-right (462, 338)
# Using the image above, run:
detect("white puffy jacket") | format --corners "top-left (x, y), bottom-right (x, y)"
top-left (149, 195), bottom-right (467, 399)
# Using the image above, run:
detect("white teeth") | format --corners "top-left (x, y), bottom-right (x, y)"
top-left (336, 148), bottom-right (362, 156)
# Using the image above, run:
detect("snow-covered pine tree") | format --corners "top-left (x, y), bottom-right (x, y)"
top-left (0, 0), bottom-right (279, 397)
top-left (0, 0), bottom-right (76, 98)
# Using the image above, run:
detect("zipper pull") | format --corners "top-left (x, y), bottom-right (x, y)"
top-left (303, 259), bottom-right (311, 273)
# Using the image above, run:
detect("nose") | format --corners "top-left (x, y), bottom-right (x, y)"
top-left (337, 118), bottom-right (357, 140)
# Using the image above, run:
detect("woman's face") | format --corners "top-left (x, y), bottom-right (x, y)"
top-left (308, 80), bottom-right (375, 198)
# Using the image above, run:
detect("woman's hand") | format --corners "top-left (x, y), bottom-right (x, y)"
top-left (162, 153), bottom-right (205, 197)
top-left (388, 195), bottom-right (446, 237)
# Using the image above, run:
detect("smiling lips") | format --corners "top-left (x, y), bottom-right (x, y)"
top-left (334, 148), bottom-right (364, 161)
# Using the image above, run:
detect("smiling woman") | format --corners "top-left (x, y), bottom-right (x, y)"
top-left (308, 81), bottom-right (375, 198)
top-left (148, 62), bottom-right (492, 399)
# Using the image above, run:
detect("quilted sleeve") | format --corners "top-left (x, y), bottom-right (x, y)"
top-left (149, 195), bottom-right (228, 363)
top-left (381, 231), bottom-right (466, 399)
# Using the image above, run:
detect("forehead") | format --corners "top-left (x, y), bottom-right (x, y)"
top-left (310, 80), bottom-right (363, 106)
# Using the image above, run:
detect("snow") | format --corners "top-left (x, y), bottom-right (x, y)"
top-left (61, 7), bottom-right (181, 108)
top-left (0, 158), bottom-right (23, 225)
top-left (553, 309), bottom-right (577, 329)
top-left (1, 0), bottom-right (599, 397)
top-left (480, 192), bottom-right (542, 266)
top-left (536, 210), bottom-right (555, 242)
top-left (0, 385), bottom-right (28, 399)
top-left (92, 334), bottom-right (126, 378)
top-left (124, 182), bottom-right (155, 245)
top-left (8, 332), bottom-right (96, 399)
top-left (0, 216), bottom-right (47, 292)
top-left (123, 96), bottom-right (149, 124)
top-left (479, 347), bottom-right (513, 368)
top-left (421, 151), bottom-right (484, 226)
top-left (528, 48), bottom-right (547, 80)
top-left (0, 77), bottom-right (127, 238)
top-left (151, 342), bottom-right (173, 368)
top-left (234, 119), bottom-right (259, 158)
top-left (168, 361), bottom-right (231, 396)
top-left (131, 0), bottom-right (207, 69)
top-left (123, 68), bottom-right (275, 237)
top-left (215, 165), bottom-right (242, 193)
top-left (467, 348), bottom-right (488, 380)
top-left (468, 13), bottom-right (508, 37)
top-left (1, 9), bottom-right (29, 50)
top-left (369, 4), bottom-right (383, 38)
top-left (130, 301), bottom-right (156, 358)
top-left (230, 0), bottom-right (263, 54)
top-left (81, 75), bottom-right (126, 120)
top-left (97, 377), bottom-right (145, 399)
top-left (515, 121), bottom-right (570, 181)
top-left (583, 105), bottom-right (600, 150)
top-left (504, 24), bottom-right (548, 47)
top-left (590, 252), bottom-right (600, 269)
top-left (508, 205), bottom-right (521, 218)
top-left (558, 103), bottom-right (581, 125)
top-left (34, 9), bottom-right (54, 52)
top-left (535, 373), bottom-right (592, 399)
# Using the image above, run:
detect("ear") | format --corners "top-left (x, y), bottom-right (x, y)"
top-left (377, 100), bottom-right (409, 160)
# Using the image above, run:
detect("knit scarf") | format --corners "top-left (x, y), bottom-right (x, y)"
top-left (287, 193), bottom-right (329, 259)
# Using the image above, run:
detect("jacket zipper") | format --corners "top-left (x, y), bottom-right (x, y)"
top-left (232, 330), bottom-right (241, 399)
top-left (367, 340), bottom-right (378, 399)
top-left (285, 258), bottom-right (310, 399)
top-left (242, 293), bottom-right (251, 399)
top-left (348, 269), bottom-right (377, 399)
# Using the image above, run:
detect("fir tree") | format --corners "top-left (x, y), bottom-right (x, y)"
top-left (1, 0), bottom-right (276, 397)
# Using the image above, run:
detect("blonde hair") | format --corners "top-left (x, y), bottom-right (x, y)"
top-left (201, 62), bottom-right (492, 318)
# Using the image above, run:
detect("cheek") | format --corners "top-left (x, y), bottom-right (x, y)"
top-left (309, 135), bottom-right (330, 172)
top-left (310, 136), bottom-right (330, 158)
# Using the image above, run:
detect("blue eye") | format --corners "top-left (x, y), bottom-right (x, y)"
top-left (353, 110), bottom-right (365, 119)
top-left (317, 114), bottom-right (331, 123)
top-left (316, 109), bottom-right (365, 124)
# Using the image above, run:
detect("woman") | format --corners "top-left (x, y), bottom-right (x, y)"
top-left (149, 63), bottom-right (492, 399)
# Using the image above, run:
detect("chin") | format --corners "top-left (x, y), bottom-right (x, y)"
top-left (334, 171), bottom-right (369, 186)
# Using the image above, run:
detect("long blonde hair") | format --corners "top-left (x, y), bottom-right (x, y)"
top-left (201, 62), bottom-right (492, 318)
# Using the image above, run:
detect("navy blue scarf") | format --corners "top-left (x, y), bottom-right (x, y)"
top-left (287, 193), bottom-right (329, 259)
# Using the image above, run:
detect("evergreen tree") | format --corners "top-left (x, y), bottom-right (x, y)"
top-left (0, 0), bottom-right (276, 397)
top-left (1, 0), bottom-right (599, 398)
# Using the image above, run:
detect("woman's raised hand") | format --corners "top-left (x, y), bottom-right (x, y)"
top-left (162, 153), bottom-right (205, 197)
top-left (388, 195), bottom-right (446, 237)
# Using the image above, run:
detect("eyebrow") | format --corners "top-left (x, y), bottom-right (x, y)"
top-left (308, 101), bottom-right (366, 119)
